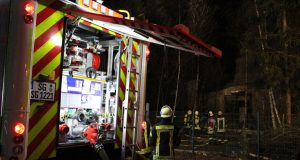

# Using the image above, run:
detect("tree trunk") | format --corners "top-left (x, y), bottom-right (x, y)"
top-left (243, 50), bottom-right (248, 129)
top-left (173, 52), bottom-right (181, 122)
top-left (253, 0), bottom-right (266, 51)
top-left (286, 88), bottom-right (292, 126)
top-left (269, 89), bottom-right (277, 129)
top-left (282, 9), bottom-right (292, 127)
top-left (270, 88), bottom-right (282, 128)
top-left (254, 0), bottom-right (275, 129)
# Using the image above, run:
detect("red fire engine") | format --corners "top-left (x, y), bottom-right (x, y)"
top-left (0, 0), bottom-right (221, 159)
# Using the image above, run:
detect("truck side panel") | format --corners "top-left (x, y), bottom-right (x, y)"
top-left (0, 0), bottom-right (10, 155)
top-left (27, 0), bottom-right (64, 159)
top-left (0, 0), bottom-right (10, 115)
top-left (1, 0), bottom-right (36, 159)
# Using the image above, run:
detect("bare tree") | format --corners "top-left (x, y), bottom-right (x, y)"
top-left (188, 0), bottom-right (216, 38)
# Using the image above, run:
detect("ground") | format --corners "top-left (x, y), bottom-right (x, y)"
top-left (174, 150), bottom-right (236, 160)
top-left (135, 127), bottom-right (300, 160)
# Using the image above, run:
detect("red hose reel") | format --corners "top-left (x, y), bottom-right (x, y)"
top-left (92, 53), bottom-right (101, 70)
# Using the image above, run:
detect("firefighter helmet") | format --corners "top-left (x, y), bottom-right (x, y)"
top-left (160, 105), bottom-right (173, 118)
top-left (218, 111), bottom-right (223, 116)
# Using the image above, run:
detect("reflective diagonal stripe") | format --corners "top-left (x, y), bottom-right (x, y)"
top-left (37, 0), bottom-right (56, 14)
top-left (28, 127), bottom-right (57, 160)
top-left (32, 47), bottom-right (61, 76)
top-left (29, 102), bottom-right (45, 118)
top-left (66, 14), bottom-right (122, 38)
top-left (34, 23), bottom-right (64, 52)
top-left (29, 91), bottom-right (59, 128)
top-left (33, 39), bottom-right (57, 65)
top-left (28, 1), bottom-right (63, 159)
top-left (89, 23), bottom-right (122, 38)
top-left (156, 131), bottom-right (161, 156)
top-left (35, 11), bottom-right (64, 39)
top-left (36, 1), bottom-right (63, 25)
top-left (49, 149), bottom-right (56, 159)
top-left (29, 76), bottom-right (60, 130)
top-left (28, 115), bottom-right (56, 155)
top-left (126, 129), bottom-right (133, 144)
top-left (155, 125), bottom-right (174, 130)
top-left (133, 41), bottom-right (139, 54)
top-left (116, 38), bottom-right (141, 148)
top-left (41, 138), bottom-right (57, 158)
top-left (120, 67), bottom-right (126, 89)
top-left (33, 53), bottom-right (61, 79)
top-left (29, 101), bottom-right (58, 144)
top-left (115, 39), bottom-right (127, 148)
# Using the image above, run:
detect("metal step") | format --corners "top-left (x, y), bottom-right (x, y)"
top-left (126, 126), bottom-right (137, 129)
top-left (128, 89), bottom-right (139, 93)
top-left (130, 70), bottom-right (140, 75)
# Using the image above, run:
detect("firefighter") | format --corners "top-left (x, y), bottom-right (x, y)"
top-left (194, 111), bottom-right (201, 130)
top-left (150, 105), bottom-right (180, 160)
top-left (207, 111), bottom-right (216, 135)
top-left (183, 109), bottom-right (192, 128)
top-left (216, 111), bottom-right (225, 133)
top-left (206, 111), bottom-right (216, 144)
top-left (216, 111), bottom-right (226, 143)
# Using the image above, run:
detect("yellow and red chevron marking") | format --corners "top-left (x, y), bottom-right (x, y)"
top-left (28, 0), bottom-right (64, 159)
top-left (65, 14), bottom-right (122, 38)
top-left (115, 38), bottom-right (141, 148)
top-left (77, 0), bottom-right (123, 18)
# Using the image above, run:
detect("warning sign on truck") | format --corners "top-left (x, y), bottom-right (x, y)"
top-left (31, 81), bottom-right (55, 101)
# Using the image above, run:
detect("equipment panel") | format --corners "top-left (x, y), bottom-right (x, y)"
top-left (58, 17), bottom-right (120, 145)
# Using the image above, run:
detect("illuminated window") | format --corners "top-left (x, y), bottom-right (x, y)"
top-left (83, 0), bottom-right (90, 7)
top-left (92, 1), bottom-right (98, 11)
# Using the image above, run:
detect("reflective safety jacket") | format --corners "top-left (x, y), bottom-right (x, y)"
top-left (153, 125), bottom-right (175, 160)
top-left (217, 117), bottom-right (225, 133)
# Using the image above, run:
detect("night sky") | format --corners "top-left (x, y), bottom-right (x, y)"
top-left (103, 0), bottom-right (244, 111)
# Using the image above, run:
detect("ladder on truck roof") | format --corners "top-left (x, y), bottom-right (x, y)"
top-left (121, 37), bottom-right (143, 160)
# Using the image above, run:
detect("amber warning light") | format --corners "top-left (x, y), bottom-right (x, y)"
top-left (14, 122), bottom-right (25, 135)
top-left (24, 1), bottom-right (35, 24)
top-left (25, 2), bottom-right (35, 15)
